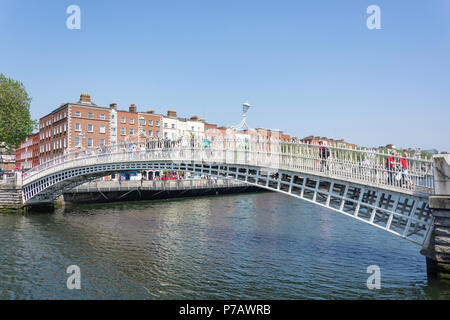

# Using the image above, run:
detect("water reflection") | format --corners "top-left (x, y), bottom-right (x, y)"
top-left (0, 193), bottom-right (449, 299)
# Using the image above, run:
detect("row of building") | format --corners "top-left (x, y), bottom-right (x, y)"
top-left (15, 93), bottom-right (292, 170)
top-left (298, 135), bottom-right (356, 148)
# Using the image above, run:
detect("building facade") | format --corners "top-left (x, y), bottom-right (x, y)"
top-left (300, 135), bottom-right (355, 148)
top-left (15, 133), bottom-right (40, 170)
top-left (17, 93), bottom-right (295, 170)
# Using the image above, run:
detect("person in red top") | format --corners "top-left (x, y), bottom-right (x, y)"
top-left (399, 153), bottom-right (408, 185)
top-left (399, 155), bottom-right (407, 170)
top-left (386, 154), bottom-right (395, 184)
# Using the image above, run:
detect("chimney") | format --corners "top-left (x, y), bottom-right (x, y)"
top-left (129, 104), bottom-right (137, 113)
top-left (79, 93), bottom-right (91, 103)
top-left (110, 102), bottom-right (117, 110)
top-left (147, 109), bottom-right (155, 114)
top-left (167, 109), bottom-right (177, 118)
top-left (190, 115), bottom-right (199, 121)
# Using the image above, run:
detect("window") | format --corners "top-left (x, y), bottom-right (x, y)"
top-left (100, 125), bottom-right (106, 134)
top-left (100, 139), bottom-right (105, 146)
top-left (120, 128), bottom-right (125, 136)
top-left (164, 123), bottom-right (168, 128)
top-left (88, 124), bottom-right (94, 132)
top-left (130, 128), bottom-right (134, 135)
top-left (120, 117), bottom-right (126, 124)
top-left (156, 131), bottom-right (159, 137)
top-left (142, 129), bottom-right (146, 135)
top-left (140, 119), bottom-right (146, 125)
top-left (75, 111), bottom-right (81, 117)
top-left (100, 114), bottom-right (106, 120)
top-left (171, 124), bottom-right (175, 129)
top-left (75, 123), bottom-right (81, 131)
top-left (120, 140), bottom-right (125, 147)
top-left (130, 118), bottom-right (135, 124)
top-left (156, 121), bottom-right (160, 127)
top-left (149, 130), bottom-right (153, 137)
top-left (87, 138), bottom-right (93, 147)
top-left (191, 126), bottom-right (194, 131)
top-left (74, 137), bottom-right (81, 147)
top-left (164, 132), bottom-right (168, 138)
top-left (148, 120), bottom-right (153, 126)
top-left (88, 112), bottom-right (93, 119)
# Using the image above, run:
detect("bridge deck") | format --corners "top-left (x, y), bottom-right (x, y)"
top-left (20, 139), bottom-right (435, 246)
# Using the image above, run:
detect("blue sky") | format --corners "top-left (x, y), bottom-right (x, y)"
top-left (1, 0), bottom-right (449, 151)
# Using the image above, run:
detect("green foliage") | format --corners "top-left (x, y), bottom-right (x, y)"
top-left (0, 74), bottom-right (36, 149)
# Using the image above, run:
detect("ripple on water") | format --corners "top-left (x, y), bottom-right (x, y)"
top-left (0, 193), bottom-right (449, 299)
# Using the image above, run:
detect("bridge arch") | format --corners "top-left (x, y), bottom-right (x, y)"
top-left (22, 156), bottom-right (433, 246)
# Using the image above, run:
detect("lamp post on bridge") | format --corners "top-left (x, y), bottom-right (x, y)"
top-left (227, 101), bottom-right (253, 133)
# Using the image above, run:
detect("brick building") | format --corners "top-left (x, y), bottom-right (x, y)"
top-left (35, 93), bottom-right (165, 164)
top-left (15, 133), bottom-right (40, 169)
top-left (300, 135), bottom-right (355, 148)
top-left (205, 123), bottom-right (226, 141)
top-left (17, 93), bottom-right (296, 170)
top-left (115, 104), bottom-right (162, 147)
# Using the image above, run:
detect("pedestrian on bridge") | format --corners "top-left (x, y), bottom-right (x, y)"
top-left (399, 153), bottom-right (412, 187)
top-left (319, 141), bottom-right (330, 172)
top-left (386, 154), bottom-right (395, 184)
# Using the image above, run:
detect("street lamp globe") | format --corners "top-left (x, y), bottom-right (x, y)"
top-left (243, 102), bottom-right (251, 115)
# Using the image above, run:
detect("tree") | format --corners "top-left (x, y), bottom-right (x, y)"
top-left (0, 74), bottom-right (36, 149)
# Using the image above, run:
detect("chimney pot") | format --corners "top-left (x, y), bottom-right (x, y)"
top-left (167, 109), bottom-right (177, 118)
top-left (79, 93), bottom-right (91, 103)
top-left (129, 104), bottom-right (137, 113)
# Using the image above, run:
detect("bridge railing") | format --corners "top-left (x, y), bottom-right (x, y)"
top-left (22, 137), bottom-right (434, 194)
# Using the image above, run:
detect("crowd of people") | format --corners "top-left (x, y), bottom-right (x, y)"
top-left (318, 141), bottom-right (414, 187)
top-left (385, 152), bottom-right (412, 186)
top-left (69, 138), bottom-right (424, 189)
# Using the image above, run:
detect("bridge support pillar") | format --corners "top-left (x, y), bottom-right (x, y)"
top-left (421, 154), bottom-right (450, 279)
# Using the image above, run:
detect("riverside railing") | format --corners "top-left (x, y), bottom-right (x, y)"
top-left (71, 179), bottom-right (248, 193)
top-left (22, 137), bottom-right (434, 194)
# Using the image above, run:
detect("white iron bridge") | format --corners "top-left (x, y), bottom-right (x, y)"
top-left (21, 138), bottom-right (435, 246)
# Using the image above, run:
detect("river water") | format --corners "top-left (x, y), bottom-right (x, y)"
top-left (0, 192), bottom-right (449, 300)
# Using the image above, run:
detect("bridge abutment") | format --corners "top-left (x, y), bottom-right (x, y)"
top-left (422, 154), bottom-right (450, 279)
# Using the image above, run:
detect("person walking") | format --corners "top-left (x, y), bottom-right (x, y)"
top-left (386, 154), bottom-right (395, 184)
top-left (319, 141), bottom-right (330, 172)
top-left (399, 153), bottom-right (409, 186)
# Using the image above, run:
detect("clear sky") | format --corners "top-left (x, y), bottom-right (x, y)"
top-left (1, 0), bottom-right (449, 151)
